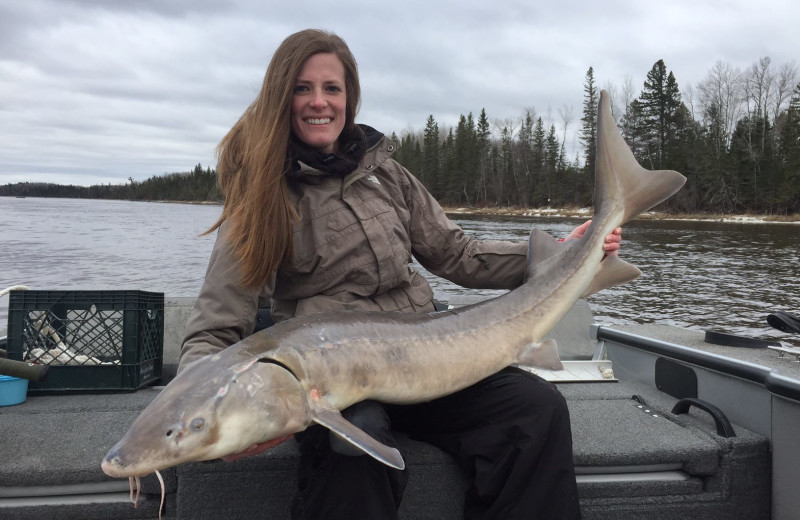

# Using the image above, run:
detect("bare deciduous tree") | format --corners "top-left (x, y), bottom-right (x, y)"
top-left (773, 61), bottom-right (798, 123)
top-left (558, 104), bottom-right (574, 159)
top-left (697, 60), bottom-right (743, 149)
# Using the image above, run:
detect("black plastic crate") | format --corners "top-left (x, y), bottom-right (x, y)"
top-left (6, 290), bottom-right (164, 393)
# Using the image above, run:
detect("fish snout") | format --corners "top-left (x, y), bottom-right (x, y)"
top-left (101, 446), bottom-right (127, 477)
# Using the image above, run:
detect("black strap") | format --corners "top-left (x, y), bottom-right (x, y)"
top-left (704, 329), bottom-right (779, 348)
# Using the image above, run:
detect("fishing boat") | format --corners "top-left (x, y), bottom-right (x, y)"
top-left (0, 295), bottom-right (797, 520)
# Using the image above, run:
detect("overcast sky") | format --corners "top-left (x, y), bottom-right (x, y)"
top-left (1, 0), bottom-right (797, 186)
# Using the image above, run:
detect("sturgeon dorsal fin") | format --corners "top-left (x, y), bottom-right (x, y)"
top-left (582, 255), bottom-right (642, 297)
top-left (309, 405), bottom-right (405, 470)
top-left (525, 229), bottom-right (563, 283)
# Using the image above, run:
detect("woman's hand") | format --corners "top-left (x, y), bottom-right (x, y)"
top-left (563, 220), bottom-right (622, 256)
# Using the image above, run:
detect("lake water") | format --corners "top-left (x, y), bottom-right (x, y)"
top-left (2, 197), bottom-right (799, 347)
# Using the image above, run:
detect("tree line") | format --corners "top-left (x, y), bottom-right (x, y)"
top-left (3, 56), bottom-right (799, 215)
top-left (392, 57), bottom-right (800, 214)
top-left (0, 164), bottom-right (222, 202)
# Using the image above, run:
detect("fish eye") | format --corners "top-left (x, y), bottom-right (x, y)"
top-left (190, 418), bottom-right (205, 431)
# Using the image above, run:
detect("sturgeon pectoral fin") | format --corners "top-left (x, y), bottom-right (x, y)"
top-left (517, 339), bottom-right (563, 371)
top-left (582, 254), bottom-right (642, 297)
top-left (310, 407), bottom-right (406, 470)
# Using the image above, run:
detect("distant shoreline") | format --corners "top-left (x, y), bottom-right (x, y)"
top-left (11, 196), bottom-right (798, 224)
top-left (441, 206), bottom-right (800, 224)
top-left (162, 199), bottom-right (800, 224)
top-left (155, 198), bottom-right (800, 223)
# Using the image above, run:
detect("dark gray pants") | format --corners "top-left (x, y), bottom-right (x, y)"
top-left (291, 367), bottom-right (581, 520)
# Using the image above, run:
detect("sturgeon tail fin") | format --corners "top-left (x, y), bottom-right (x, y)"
top-left (594, 90), bottom-right (687, 224)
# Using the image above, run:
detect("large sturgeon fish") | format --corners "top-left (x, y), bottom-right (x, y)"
top-left (102, 90), bottom-right (686, 478)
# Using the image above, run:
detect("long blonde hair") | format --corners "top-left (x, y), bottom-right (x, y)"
top-left (208, 29), bottom-right (361, 289)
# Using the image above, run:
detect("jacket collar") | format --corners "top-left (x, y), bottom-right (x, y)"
top-left (342, 127), bottom-right (396, 192)
top-left (287, 124), bottom-right (386, 184)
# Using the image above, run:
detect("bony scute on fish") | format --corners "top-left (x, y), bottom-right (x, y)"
top-left (102, 90), bottom-right (685, 487)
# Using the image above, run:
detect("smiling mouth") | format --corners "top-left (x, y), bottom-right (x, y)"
top-left (304, 118), bottom-right (332, 125)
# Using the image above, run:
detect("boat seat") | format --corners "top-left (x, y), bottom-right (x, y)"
top-left (0, 301), bottom-right (770, 519)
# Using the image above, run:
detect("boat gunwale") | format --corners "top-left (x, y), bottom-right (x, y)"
top-left (595, 325), bottom-right (800, 402)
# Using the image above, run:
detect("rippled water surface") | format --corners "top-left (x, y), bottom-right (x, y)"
top-left (2, 198), bottom-right (798, 346)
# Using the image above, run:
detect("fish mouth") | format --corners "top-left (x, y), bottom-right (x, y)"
top-left (101, 459), bottom-right (135, 478)
top-left (101, 456), bottom-right (173, 479)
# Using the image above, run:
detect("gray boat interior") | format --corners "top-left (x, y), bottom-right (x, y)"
top-left (2, 299), bottom-right (796, 519)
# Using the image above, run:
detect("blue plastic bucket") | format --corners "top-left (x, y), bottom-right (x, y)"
top-left (0, 375), bottom-right (28, 406)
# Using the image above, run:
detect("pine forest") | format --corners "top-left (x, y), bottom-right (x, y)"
top-left (391, 58), bottom-right (800, 215)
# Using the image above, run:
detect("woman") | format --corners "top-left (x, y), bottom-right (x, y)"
top-left (181, 29), bottom-right (620, 520)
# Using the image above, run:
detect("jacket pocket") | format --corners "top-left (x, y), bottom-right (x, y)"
top-left (403, 271), bottom-right (435, 307)
top-left (289, 208), bottom-right (359, 269)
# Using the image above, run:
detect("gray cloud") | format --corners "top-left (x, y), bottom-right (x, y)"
top-left (1, 0), bottom-right (797, 185)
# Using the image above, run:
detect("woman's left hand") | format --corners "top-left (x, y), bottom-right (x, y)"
top-left (563, 220), bottom-right (622, 256)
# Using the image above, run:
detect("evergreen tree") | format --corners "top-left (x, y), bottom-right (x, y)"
top-left (532, 117), bottom-right (548, 205)
top-left (545, 124), bottom-right (565, 204)
top-left (453, 113), bottom-right (479, 205)
top-left (518, 111), bottom-right (535, 205)
top-left (580, 67), bottom-right (599, 175)
top-left (496, 126), bottom-right (513, 205)
top-left (704, 101), bottom-right (728, 158)
top-left (422, 115), bottom-right (441, 195)
top-left (639, 60), bottom-right (682, 169)
top-left (665, 103), bottom-right (703, 211)
top-left (476, 109), bottom-right (491, 205)
top-left (621, 98), bottom-right (647, 162)
top-left (391, 131), bottom-right (405, 163)
top-left (731, 112), bottom-right (779, 212)
top-left (393, 132), bottom-right (423, 178)
top-left (440, 128), bottom-right (456, 203)
top-left (413, 139), bottom-right (423, 180)
top-left (486, 144), bottom-right (500, 206)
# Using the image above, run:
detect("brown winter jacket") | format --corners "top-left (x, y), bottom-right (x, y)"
top-left (179, 132), bottom-right (527, 371)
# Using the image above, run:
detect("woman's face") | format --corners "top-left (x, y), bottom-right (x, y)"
top-left (291, 53), bottom-right (347, 154)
